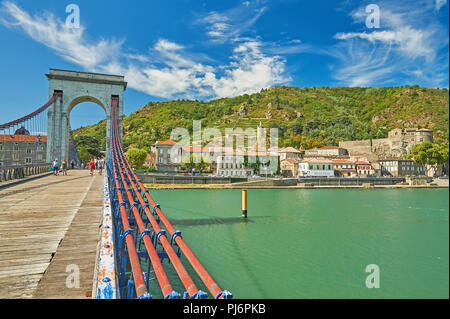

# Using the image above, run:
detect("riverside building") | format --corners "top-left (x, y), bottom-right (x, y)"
top-left (0, 129), bottom-right (47, 167)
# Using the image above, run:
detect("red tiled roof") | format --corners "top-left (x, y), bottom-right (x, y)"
top-left (332, 160), bottom-right (354, 164)
top-left (0, 134), bottom-right (47, 142)
top-left (155, 139), bottom-right (178, 145)
top-left (181, 146), bottom-right (212, 153)
top-left (300, 159), bottom-right (334, 164)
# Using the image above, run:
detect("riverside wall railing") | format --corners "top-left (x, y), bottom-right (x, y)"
top-left (0, 163), bottom-right (50, 183)
top-left (297, 176), bottom-right (405, 186)
top-left (136, 173), bottom-right (248, 185)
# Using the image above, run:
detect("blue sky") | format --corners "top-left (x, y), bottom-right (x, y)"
top-left (0, 0), bottom-right (448, 129)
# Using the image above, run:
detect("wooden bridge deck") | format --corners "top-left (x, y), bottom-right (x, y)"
top-left (0, 170), bottom-right (104, 299)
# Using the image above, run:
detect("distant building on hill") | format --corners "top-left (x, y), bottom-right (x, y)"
top-left (304, 146), bottom-right (349, 158)
top-left (339, 128), bottom-right (433, 159)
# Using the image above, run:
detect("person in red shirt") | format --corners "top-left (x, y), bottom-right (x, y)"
top-left (89, 159), bottom-right (95, 176)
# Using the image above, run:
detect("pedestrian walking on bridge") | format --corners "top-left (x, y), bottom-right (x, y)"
top-left (61, 160), bottom-right (68, 176)
top-left (89, 159), bottom-right (95, 176)
top-left (53, 159), bottom-right (60, 176)
top-left (98, 158), bottom-right (104, 175)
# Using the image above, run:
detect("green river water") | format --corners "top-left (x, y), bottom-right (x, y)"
top-left (146, 188), bottom-right (449, 299)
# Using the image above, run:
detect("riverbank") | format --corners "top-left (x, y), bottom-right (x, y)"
top-left (144, 183), bottom-right (449, 190)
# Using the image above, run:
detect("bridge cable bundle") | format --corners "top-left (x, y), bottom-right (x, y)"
top-left (107, 96), bottom-right (232, 299)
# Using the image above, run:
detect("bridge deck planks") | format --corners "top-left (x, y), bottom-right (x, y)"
top-left (0, 170), bottom-right (104, 299)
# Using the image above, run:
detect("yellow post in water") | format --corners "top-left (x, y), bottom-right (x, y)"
top-left (242, 189), bottom-right (248, 218)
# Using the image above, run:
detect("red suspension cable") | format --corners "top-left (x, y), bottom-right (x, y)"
top-left (0, 92), bottom-right (61, 130)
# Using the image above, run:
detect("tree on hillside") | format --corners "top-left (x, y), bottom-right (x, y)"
top-left (126, 148), bottom-right (148, 169)
top-left (78, 146), bottom-right (91, 163)
top-left (75, 135), bottom-right (101, 157)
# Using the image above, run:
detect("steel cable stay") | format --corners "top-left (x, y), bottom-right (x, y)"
top-left (113, 137), bottom-right (207, 299)
top-left (113, 135), bottom-right (232, 299)
top-left (107, 96), bottom-right (232, 299)
top-left (0, 92), bottom-right (61, 131)
top-left (111, 117), bottom-right (179, 299)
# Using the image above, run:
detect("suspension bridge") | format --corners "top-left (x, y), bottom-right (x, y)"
top-left (0, 70), bottom-right (232, 299)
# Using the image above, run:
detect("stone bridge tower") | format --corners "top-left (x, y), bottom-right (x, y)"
top-left (45, 69), bottom-right (127, 162)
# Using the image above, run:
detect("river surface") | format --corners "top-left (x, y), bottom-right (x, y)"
top-left (147, 188), bottom-right (449, 299)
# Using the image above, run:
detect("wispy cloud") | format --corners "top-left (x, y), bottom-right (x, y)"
top-left (0, 1), bottom-right (290, 100)
top-left (197, 1), bottom-right (267, 43)
top-left (435, 0), bottom-right (447, 11)
top-left (0, 1), bottom-right (123, 69)
top-left (331, 0), bottom-right (449, 87)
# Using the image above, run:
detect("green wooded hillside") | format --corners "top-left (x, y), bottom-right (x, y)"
top-left (73, 85), bottom-right (449, 154)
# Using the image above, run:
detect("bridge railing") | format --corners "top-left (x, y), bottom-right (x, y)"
top-left (0, 163), bottom-right (51, 183)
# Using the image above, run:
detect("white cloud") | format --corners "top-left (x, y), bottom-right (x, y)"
top-left (334, 27), bottom-right (435, 62)
top-left (204, 40), bottom-right (289, 98)
top-left (106, 38), bottom-right (289, 99)
top-left (154, 38), bottom-right (184, 52)
top-left (0, 1), bottom-right (123, 69)
top-left (198, 4), bottom-right (267, 43)
top-left (0, 1), bottom-right (290, 100)
top-left (435, 0), bottom-right (447, 11)
top-left (331, 0), bottom-right (448, 87)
